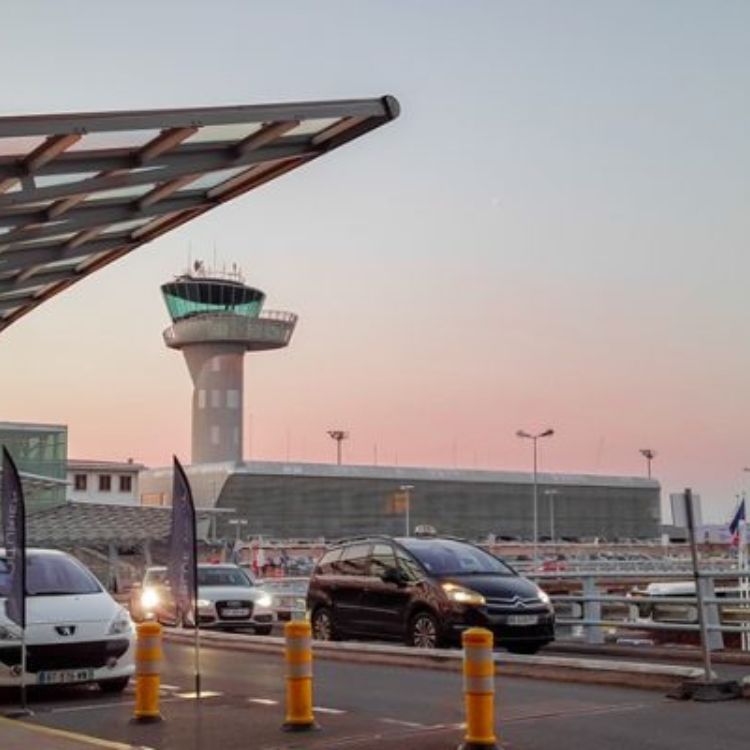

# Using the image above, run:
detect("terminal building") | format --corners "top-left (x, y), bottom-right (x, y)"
top-left (138, 460), bottom-right (661, 541)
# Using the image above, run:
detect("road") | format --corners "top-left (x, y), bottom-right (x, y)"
top-left (2, 642), bottom-right (749, 750)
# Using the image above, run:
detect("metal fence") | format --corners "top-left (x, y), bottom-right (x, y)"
top-left (529, 568), bottom-right (750, 649)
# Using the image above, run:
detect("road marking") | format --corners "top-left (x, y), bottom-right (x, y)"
top-left (175, 690), bottom-right (223, 699)
top-left (0, 715), bottom-right (143, 749)
top-left (248, 698), bottom-right (279, 706)
top-left (379, 717), bottom-right (426, 728)
top-left (48, 697), bottom-right (183, 715)
top-left (314, 706), bottom-right (347, 714)
top-left (160, 683), bottom-right (181, 691)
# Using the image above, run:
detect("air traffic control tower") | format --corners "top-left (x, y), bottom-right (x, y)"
top-left (161, 263), bottom-right (296, 464)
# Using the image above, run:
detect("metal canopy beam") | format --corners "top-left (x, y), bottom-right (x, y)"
top-left (0, 96), bottom-right (399, 331)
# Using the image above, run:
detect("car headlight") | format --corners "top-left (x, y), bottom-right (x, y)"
top-left (196, 599), bottom-right (212, 609)
top-left (108, 608), bottom-right (133, 635)
top-left (0, 624), bottom-right (21, 641)
top-left (256, 593), bottom-right (272, 609)
top-left (441, 582), bottom-right (486, 606)
top-left (537, 589), bottom-right (551, 605)
top-left (140, 587), bottom-right (160, 610)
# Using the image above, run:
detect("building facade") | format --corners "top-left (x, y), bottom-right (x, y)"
top-left (0, 421), bottom-right (68, 511)
top-left (67, 459), bottom-right (144, 505)
top-left (139, 460), bottom-right (662, 541)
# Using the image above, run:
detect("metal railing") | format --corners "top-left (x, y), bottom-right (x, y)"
top-left (530, 569), bottom-right (750, 648)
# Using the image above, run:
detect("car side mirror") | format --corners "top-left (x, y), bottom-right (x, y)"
top-left (381, 566), bottom-right (407, 586)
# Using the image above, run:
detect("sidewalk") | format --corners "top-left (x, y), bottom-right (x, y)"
top-left (0, 716), bottom-right (137, 750)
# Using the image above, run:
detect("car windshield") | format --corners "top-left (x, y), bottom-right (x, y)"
top-left (400, 540), bottom-right (514, 576)
top-left (197, 567), bottom-right (252, 587)
top-left (0, 554), bottom-right (101, 596)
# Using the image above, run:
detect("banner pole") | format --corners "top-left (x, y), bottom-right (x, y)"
top-left (194, 601), bottom-right (201, 699)
top-left (20, 626), bottom-right (28, 714)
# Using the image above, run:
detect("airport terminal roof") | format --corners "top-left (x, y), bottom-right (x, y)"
top-left (26, 501), bottom-right (218, 546)
top-left (0, 96), bottom-right (399, 332)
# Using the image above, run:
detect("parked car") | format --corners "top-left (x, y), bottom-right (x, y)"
top-left (132, 563), bottom-right (274, 634)
top-left (0, 549), bottom-right (134, 692)
top-left (306, 533), bottom-right (555, 653)
top-left (250, 576), bottom-right (309, 622)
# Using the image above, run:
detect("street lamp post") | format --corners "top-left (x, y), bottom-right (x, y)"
top-left (400, 484), bottom-right (414, 536)
top-left (639, 449), bottom-right (657, 479)
top-left (327, 430), bottom-right (349, 465)
top-left (516, 428), bottom-right (555, 566)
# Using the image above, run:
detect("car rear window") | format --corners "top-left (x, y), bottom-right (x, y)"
top-left (0, 554), bottom-right (102, 596)
top-left (400, 540), bottom-right (513, 577)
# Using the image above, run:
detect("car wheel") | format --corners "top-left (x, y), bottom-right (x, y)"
top-left (311, 607), bottom-right (337, 641)
top-left (506, 641), bottom-right (543, 655)
top-left (98, 677), bottom-right (130, 694)
top-left (254, 625), bottom-right (273, 636)
top-left (409, 611), bottom-right (441, 649)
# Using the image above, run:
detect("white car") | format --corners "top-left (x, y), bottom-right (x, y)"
top-left (136, 564), bottom-right (274, 634)
top-left (0, 549), bottom-right (134, 692)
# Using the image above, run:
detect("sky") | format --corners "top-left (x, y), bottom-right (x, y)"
top-left (1, 1), bottom-right (749, 522)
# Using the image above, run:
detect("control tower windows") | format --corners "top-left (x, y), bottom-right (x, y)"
top-left (211, 389), bottom-right (221, 408)
top-left (227, 390), bottom-right (240, 409)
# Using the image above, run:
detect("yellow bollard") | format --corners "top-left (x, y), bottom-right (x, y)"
top-left (132, 621), bottom-right (163, 724)
top-left (458, 627), bottom-right (499, 750)
top-left (281, 619), bottom-right (318, 732)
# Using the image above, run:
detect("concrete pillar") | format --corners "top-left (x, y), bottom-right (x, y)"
top-left (183, 344), bottom-right (245, 464)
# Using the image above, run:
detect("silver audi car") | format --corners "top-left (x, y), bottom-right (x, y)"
top-left (133, 564), bottom-right (274, 634)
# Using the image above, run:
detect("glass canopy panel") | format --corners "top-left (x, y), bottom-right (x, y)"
top-left (185, 123), bottom-right (264, 144)
top-left (84, 183), bottom-right (156, 201)
top-left (291, 117), bottom-right (341, 136)
top-left (188, 166), bottom-right (251, 191)
top-left (34, 172), bottom-right (99, 188)
top-left (0, 136), bottom-right (45, 157)
top-left (67, 129), bottom-right (161, 151)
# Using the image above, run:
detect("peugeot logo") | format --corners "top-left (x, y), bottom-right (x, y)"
top-left (55, 625), bottom-right (76, 636)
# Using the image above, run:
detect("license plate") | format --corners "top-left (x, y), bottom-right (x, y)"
top-left (507, 614), bottom-right (538, 626)
top-left (221, 607), bottom-right (250, 617)
top-left (38, 668), bottom-right (95, 685)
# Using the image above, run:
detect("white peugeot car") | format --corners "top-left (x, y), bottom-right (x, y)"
top-left (136, 564), bottom-right (274, 634)
top-left (0, 549), bottom-right (135, 692)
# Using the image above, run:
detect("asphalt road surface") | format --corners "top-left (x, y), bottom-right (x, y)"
top-left (3, 642), bottom-right (749, 750)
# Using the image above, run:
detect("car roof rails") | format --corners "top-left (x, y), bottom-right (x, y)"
top-left (329, 534), bottom-right (396, 547)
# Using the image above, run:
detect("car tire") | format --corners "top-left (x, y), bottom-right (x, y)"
top-left (506, 641), bottom-right (543, 655)
top-left (311, 607), bottom-right (337, 641)
top-left (254, 625), bottom-right (273, 636)
top-left (98, 677), bottom-right (130, 694)
top-left (408, 610), bottom-right (441, 649)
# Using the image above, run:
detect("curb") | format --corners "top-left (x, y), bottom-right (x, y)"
top-left (549, 641), bottom-right (750, 666)
top-left (163, 629), bottom-right (710, 692)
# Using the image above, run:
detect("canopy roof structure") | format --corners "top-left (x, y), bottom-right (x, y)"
top-left (0, 96), bottom-right (399, 332)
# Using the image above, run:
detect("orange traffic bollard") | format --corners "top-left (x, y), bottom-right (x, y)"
top-left (458, 627), bottom-right (499, 750)
top-left (132, 620), bottom-right (163, 723)
top-left (281, 619), bottom-right (318, 732)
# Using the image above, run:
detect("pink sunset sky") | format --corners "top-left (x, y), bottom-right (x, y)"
top-left (1, 2), bottom-right (749, 522)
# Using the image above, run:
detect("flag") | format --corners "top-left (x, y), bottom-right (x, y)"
top-left (167, 456), bottom-right (197, 620)
top-left (729, 498), bottom-right (746, 548)
top-left (1, 447), bottom-right (26, 628)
